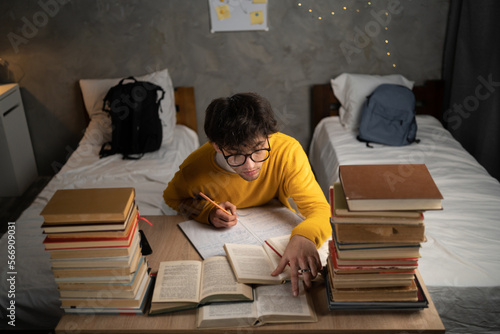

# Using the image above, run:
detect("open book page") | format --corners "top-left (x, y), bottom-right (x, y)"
top-left (152, 260), bottom-right (201, 303)
top-left (262, 241), bottom-right (291, 278)
top-left (196, 282), bottom-right (316, 328)
top-left (178, 201), bottom-right (303, 259)
top-left (235, 202), bottom-right (303, 243)
top-left (224, 243), bottom-right (286, 284)
top-left (199, 256), bottom-right (253, 302)
top-left (196, 298), bottom-right (258, 328)
top-left (177, 220), bottom-right (260, 259)
top-left (255, 283), bottom-right (317, 325)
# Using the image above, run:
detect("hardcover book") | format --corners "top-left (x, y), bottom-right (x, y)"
top-left (57, 259), bottom-right (148, 294)
top-left (331, 235), bottom-right (421, 260)
top-left (325, 266), bottom-right (429, 310)
top-left (330, 278), bottom-right (419, 302)
top-left (327, 257), bottom-right (415, 289)
top-left (339, 164), bottom-right (443, 211)
top-left (332, 219), bottom-right (425, 244)
top-left (43, 218), bottom-right (138, 250)
top-left (330, 184), bottom-right (423, 222)
top-left (53, 255), bottom-right (148, 284)
top-left (50, 236), bottom-right (141, 269)
top-left (59, 270), bottom-right (152, 309)
top-left (330, 241), bottom-right (419, 268)
top-left (40, 187), bottom-right (135, 224)
top-left (42, 205), bottom-right (138, 235)
top-left (59, 265), bottom-right (149, 299)
top-left (47, 238), bottom-right (138, 259)
top-left (51, 248), bottom-right (143, 278)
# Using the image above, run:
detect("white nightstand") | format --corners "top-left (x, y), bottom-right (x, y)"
top-left (0, 84), bottom-right (38, 196)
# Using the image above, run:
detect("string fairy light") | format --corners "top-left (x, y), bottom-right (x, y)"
top-left (296, 1), bottom-right (398, 68)
top-left (296, 1), bottom-right (374, 20)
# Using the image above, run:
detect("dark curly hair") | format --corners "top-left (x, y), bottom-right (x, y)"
top-left (204, 93), bottom-right (279, 150)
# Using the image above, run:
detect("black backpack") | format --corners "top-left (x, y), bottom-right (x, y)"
top-left (357, 84), bottom-right (419, 147)
top-left (100, 77), bottom-right (165, 159)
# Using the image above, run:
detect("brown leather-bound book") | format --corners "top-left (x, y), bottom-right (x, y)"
top-left (42, 205), bottom-right (138, 235)
top-left (330, 183), bottom-right (424, 221)
top-left (334, 221), bottom-right (426, 245)
top-left (339, 164), bottom-right (443, 211)
top-left (40, 188), bottom-right (135, 224)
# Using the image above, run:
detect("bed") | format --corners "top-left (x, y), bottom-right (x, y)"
top-left (0, 68), bottom-right (200, 331)
top-left (308, 74), bottom-right (500, 334)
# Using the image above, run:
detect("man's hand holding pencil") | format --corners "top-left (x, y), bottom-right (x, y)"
top-left (199, 192), bottom-right (238, 228)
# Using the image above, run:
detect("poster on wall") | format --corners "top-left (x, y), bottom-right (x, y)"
top-left (208, 0), bottom-right (268, 33)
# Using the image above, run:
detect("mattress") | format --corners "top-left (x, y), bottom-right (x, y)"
top-left (309, 115), bottom-right (500, 333)
top-left (0, 118), bottom-right (199, 330)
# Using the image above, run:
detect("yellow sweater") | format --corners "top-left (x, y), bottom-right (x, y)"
top-left (163, 132), bottom-right (331, 248)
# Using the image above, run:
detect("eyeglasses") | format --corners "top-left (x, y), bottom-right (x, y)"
top-left (220, 138), bottom-right (271, 167)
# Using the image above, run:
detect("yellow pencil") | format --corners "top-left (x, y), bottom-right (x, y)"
top-left (198, 192), bottom-right (232, 215)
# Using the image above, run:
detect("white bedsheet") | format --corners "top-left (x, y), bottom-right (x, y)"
top-left (0, 121), bottom-right (199, 330)
top-left (309, 115), bottom-right (500, 333)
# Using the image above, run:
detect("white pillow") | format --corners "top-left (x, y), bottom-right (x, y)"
top-left (330, 73), bottom-right (414, 129)
top-left (79, 68), bottom-right (176, 145)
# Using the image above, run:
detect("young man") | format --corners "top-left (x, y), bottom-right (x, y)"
top-left (163, 92), bottom-right (331, 296)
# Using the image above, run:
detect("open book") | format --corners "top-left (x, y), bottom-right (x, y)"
top-left (149, 256), bottom-right (253, 315)
top-left (196, 282), bottom-right (317, 328)
top-left (223, 242), bottom-right (289, 284)
top-left (223, 235), bottom-right (330, 285)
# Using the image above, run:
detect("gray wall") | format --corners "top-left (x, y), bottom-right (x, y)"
top-left (0, 0), bottom-right (449, 176)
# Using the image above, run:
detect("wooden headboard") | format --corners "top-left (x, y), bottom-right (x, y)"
top-left (174, 87), bottom-right (197, 132)
top-left (82, 86), bottom-right (197, 133)
top-left (311, 80), bottom-right (444, 132)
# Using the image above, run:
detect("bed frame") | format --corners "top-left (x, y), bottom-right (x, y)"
top-left (310, 80), bottom-right (444, 132)
top-left (82, 86), bottom-right (198, 133)
top-left (174, 86), bottom-right (197, 132)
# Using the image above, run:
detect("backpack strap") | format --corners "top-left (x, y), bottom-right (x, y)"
top-left (155, 86), bottom-right (165, 113)
top-left (357, 135), bottom-right (420, 148)
top-left (356, 135), bottom-right (374, 148)
top-left (407, 135), bottom-right (421, 145)
top-left (122, 152), bottom-right (145, 160)
top-left (118, 76), bottom-right (137, 85)
top-left (157, 86), bottom-right (165, 104)
top-left (99, 141), bottom-right (117, 158)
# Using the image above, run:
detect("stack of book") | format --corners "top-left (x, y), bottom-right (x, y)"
top-left (325, 164), bottom-right (443, 310)
top-left (40, 187), bottom-right (152, 314)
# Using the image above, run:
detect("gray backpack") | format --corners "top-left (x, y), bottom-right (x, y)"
top-left (357, 84), bottom-right (419, 147)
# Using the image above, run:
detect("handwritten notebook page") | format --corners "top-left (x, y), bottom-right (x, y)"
top-left (177, 200), bottom-right (302, 259)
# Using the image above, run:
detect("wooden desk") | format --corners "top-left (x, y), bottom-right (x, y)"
top-left (56, 215), bottom-right (445, 333)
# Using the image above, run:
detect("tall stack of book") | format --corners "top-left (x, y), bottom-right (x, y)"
top-left (325, 164), bottom-right (443, 310)
top-left (40, 187), bottom-right (152, 314)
